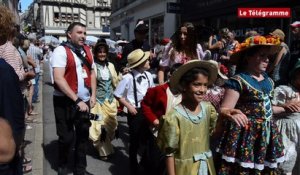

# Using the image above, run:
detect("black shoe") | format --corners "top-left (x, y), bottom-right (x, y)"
top-left (57, 167), bottom-right (68, 175)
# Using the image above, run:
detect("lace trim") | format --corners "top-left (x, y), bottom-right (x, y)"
top-left (216, 150), bottom-right (285, 170)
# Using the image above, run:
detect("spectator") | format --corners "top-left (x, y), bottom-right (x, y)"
top-left (289, 21), bottom-right (300, 72)
top-left (158, 22), bottom-right (206, 84)
top-left (267, 29), bottom-right (290, 87)
top-left (118, 19), bottom-right (150, 74)
top-left (0, 118), bottom-right (16, 164)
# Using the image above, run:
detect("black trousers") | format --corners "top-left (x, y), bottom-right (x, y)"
top-left (127, 109), bottom-right (149, 175)
top-left (53, 96), bottom-right (91, 175)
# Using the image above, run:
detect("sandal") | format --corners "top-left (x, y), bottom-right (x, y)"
top-left (23, 164), bottom-right (32, 174)
top-left (23, 157), bottom-right (32, 164)
top-left (28, 111), bottom-right (38, 116)
top-left (100, 156), bottom-right (108, 160)
top-left (25, 116), bottom-right (37, 123)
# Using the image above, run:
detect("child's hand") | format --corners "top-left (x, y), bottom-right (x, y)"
top-left (128, 106), bottom-right (138, 116)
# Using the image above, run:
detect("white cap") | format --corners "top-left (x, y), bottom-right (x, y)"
top-left (290, 21), bottom-right (300, 28)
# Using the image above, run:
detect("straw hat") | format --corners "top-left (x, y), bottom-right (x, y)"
top-left (230, 36), bottom-right (282, 64)
top-left (270, 29), bottom-right (285, 41)
top-left (207, 60), bottom-right (228, 80)
top-left (127, 49), bottom-right (150, 69)
top-left (170, 60), bottom-right (218, 92)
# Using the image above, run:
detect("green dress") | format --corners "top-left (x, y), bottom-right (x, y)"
top-left (157, 101), bottom-right (218, 175)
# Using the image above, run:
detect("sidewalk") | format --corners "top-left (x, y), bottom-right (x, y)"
top-left (24, 73), bottom-right (44, 175)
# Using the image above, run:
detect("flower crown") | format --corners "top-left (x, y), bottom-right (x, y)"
top-left (233, 36), bottom-right (280, 54)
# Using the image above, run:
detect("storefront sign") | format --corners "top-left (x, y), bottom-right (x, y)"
top-left (232, 27), bottom-right (265, 38)
top-left (167, 2), bottom-right (181, 14)
top-left (238, 8), bottom-right (291, 18)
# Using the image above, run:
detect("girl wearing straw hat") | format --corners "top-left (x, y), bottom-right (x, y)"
top-left (216, 36), bottom-right (284, 174)
top-left (157, 60), bottom-right (218, 175)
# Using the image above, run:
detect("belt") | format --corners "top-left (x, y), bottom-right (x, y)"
top-left (193, 150), bottom-right (212, 175)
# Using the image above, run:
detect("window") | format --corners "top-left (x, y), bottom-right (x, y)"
top-left (54, 12), bottom-right (59, 22)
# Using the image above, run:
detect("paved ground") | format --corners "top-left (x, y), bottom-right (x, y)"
top-left (25, 61), bottom-right (130, 175)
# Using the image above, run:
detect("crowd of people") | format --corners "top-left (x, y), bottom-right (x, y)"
top-left (1, 4), bottom-right (300, 175)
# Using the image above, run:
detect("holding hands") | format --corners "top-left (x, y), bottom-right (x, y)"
top-left (220, 108), bottom-right (248, 127)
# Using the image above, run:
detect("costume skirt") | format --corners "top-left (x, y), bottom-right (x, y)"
top-left (216, 118), bottom-right (284, 173)
top-left (275, 114), bottom-right (300, 174)
top-left (89, 99), bottom-right (118, 157)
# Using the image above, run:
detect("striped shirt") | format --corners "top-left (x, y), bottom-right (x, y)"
top-left (0, 41), bottom-right (25, 81)
top-left (27, 43), bottom-right (42, 73)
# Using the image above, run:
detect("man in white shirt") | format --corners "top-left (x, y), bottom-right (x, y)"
top-left (51, 22), bottom-right (96, 175)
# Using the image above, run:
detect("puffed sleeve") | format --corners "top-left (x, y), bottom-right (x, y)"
top-left (271, 85), bottom-right (292, 106)
top-left (157, 110), bottom-right (179, 155)
top-left (207, 103), bottom-right (218, 135)
top-left (224, 78), bottom-right (242, 93)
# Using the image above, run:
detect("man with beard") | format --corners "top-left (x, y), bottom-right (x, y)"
top-left (51, 22), bottom-right (96, 175)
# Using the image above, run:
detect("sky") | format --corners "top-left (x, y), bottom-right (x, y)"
top-left (20, 0), bottom-right (33, 12)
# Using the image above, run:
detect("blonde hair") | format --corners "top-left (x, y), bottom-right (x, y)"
top-left (0, 6), bottom-right (15, 42)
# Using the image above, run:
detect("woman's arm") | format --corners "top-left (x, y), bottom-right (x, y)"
top-left (220, 89), bottom-right (248, 127)
top-left (0, 118), bottom-right (16, 164)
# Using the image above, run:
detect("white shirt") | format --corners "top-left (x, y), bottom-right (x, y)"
top-left (114, 69), bottom-right (154, 108)
top-left (50, 46), bottom-right (94, 102)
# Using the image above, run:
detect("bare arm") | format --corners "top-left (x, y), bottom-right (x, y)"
top-left (220, 89), bottom-right (248, 127)
top-left (27, 55), bottom-right (37, 68)
top-left (53, 67), bottom-right (78, 101)
top-left (158, 66), bottom-right (165, 85)
top-left (166, 156), bottom-right (175, 175)
top-left (267, 47), bottom-right (285, 73)
top-left (53, 67), bottom-right (89, 111)
top-left (272, 106), bottom-right (286, 114)
top-left (0, 118), bottom-right (16, 164)
top-left (115, 96), bottom-right (137, 115)
top-left (90, 69), bottom-right (96, 108)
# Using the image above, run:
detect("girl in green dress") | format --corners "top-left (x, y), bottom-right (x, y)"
top-left (157, 60), bottom-right (218, 175)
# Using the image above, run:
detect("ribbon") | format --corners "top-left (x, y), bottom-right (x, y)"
top-left (193, 150), bottom-right (212, 175)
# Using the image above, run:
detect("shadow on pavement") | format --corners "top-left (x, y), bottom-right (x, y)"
top-left (42, 140), bottom-right (74, 174)
top-left (42, 140), bottom-right (59, 172)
